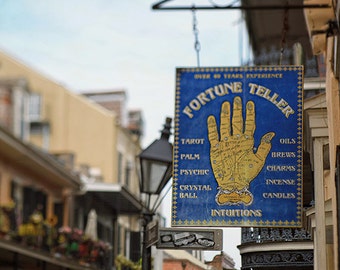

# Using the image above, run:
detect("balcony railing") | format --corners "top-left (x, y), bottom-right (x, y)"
top-left (246, 45), bottom-right (325, 79)
top-left (240, 227), bottom-right (313, 269)
top-left (241, 227), bottom-right (312, 244)
top-left (0, 204), bottom-right (111, 269)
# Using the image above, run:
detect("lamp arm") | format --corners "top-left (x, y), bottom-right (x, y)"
top-left (151, 182), bottom-right (172, 213)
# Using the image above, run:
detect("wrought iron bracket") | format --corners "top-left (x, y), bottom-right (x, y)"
top-left (152, 0), bottom-right (331, 11)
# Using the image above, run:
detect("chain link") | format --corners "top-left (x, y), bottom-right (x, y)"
top-left (192, 7), bottom-right (201, 67)
top-left (279, 7), bottom-right (289, 65)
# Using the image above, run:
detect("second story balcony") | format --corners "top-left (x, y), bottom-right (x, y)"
top-left (239, 227), bottom-right (313, 270)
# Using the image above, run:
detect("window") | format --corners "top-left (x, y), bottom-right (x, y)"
top-left (28, 93), bottom-right (41, 121)
top-left (23, 187), bottom-right (46, 223)
top-left (125, 161), bottom-right (132, 187)
top-left (29, 122), bottom-right (50, 150)
top-left (118, 152), bottom-right (123, 184)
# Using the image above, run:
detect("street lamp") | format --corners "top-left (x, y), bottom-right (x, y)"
top-left (138, 117), bottom-right (173, 270)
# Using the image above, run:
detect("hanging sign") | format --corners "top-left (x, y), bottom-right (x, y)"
top-left (157, 228), bottom-right (223, 250)
top-left (172, 66), bottom-right (303, 227)
top-left (146, 220), bottom-right (159, 248)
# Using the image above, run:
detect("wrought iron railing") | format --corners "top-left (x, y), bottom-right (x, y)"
top-left (241, 227), bottom-right (312, 244)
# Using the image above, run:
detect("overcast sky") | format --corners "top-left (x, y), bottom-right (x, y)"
top-left (0, 0), bottom-right (246, 268)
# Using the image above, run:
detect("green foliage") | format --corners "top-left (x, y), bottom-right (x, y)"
top-left (115, 254), bottom-right (142, 270)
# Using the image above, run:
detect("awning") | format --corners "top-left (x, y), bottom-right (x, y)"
top-left (84, 182), bottom-right (143, 214)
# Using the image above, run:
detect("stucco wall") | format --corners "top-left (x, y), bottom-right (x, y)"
top-left (0, 51), bottom-right (119, 183)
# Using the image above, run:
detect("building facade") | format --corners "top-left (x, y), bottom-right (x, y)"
top-left (239, 0), bottom-right (340, 269)
top-left (205, 251), bottom-right (236, 270)
top-left (0, 77), bottom-right (86, 268)
top-left (304, 1), bottom-right (340, 269)
top-left (0, 50), bottom-right (144, 269)
top-left (163, 249), bottom-right (210, 270)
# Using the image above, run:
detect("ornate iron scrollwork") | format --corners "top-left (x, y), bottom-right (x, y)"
top-left (241, 227), bottom-right (313, 268)
top-left (242, 250), bottom-right (313, 268)
top-left (241, 227), bottom-right (311, 244)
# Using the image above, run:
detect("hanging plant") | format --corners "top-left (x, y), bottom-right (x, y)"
top-left (0, 200), bottom-right (15, 236)
top-left (115, 254), bottom-right (141, 270)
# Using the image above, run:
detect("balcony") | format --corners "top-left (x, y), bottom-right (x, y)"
top-left (239, 227), bottom-right (313, 269)
top-left (0, 206), bottom-right (111, 270)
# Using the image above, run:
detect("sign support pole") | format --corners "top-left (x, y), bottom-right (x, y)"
top-left (142, 212), bottom-right (153, 270)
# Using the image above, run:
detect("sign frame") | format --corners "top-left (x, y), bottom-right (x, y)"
top-left (157, 228), bottom-right (223, 250)
top-left (146, 220), bottom-right (159, 248)
top-left (172, 66), bottom-right (303, 228)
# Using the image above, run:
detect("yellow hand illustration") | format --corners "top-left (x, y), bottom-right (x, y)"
top-left (207, 96), bottom-right (275, 205)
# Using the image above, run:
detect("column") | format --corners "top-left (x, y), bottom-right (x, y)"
top-left (313, 137), bottom-right (327, 269)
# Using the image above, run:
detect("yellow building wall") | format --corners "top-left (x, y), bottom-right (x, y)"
top-left (61, 91), bottom-right (117, 183)
top-left (325, 36), bottom-right (340, 270)
top-left (117, 128), bottom-right (141, 195)
top-left (0, 51), bottom-right (118, 183)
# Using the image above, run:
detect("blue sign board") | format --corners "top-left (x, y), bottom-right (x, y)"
top-left (172, 66), bottom-right (303, 227)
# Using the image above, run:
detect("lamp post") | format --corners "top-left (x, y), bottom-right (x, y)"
top-left (138, 117), bottom-right (173, 270)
